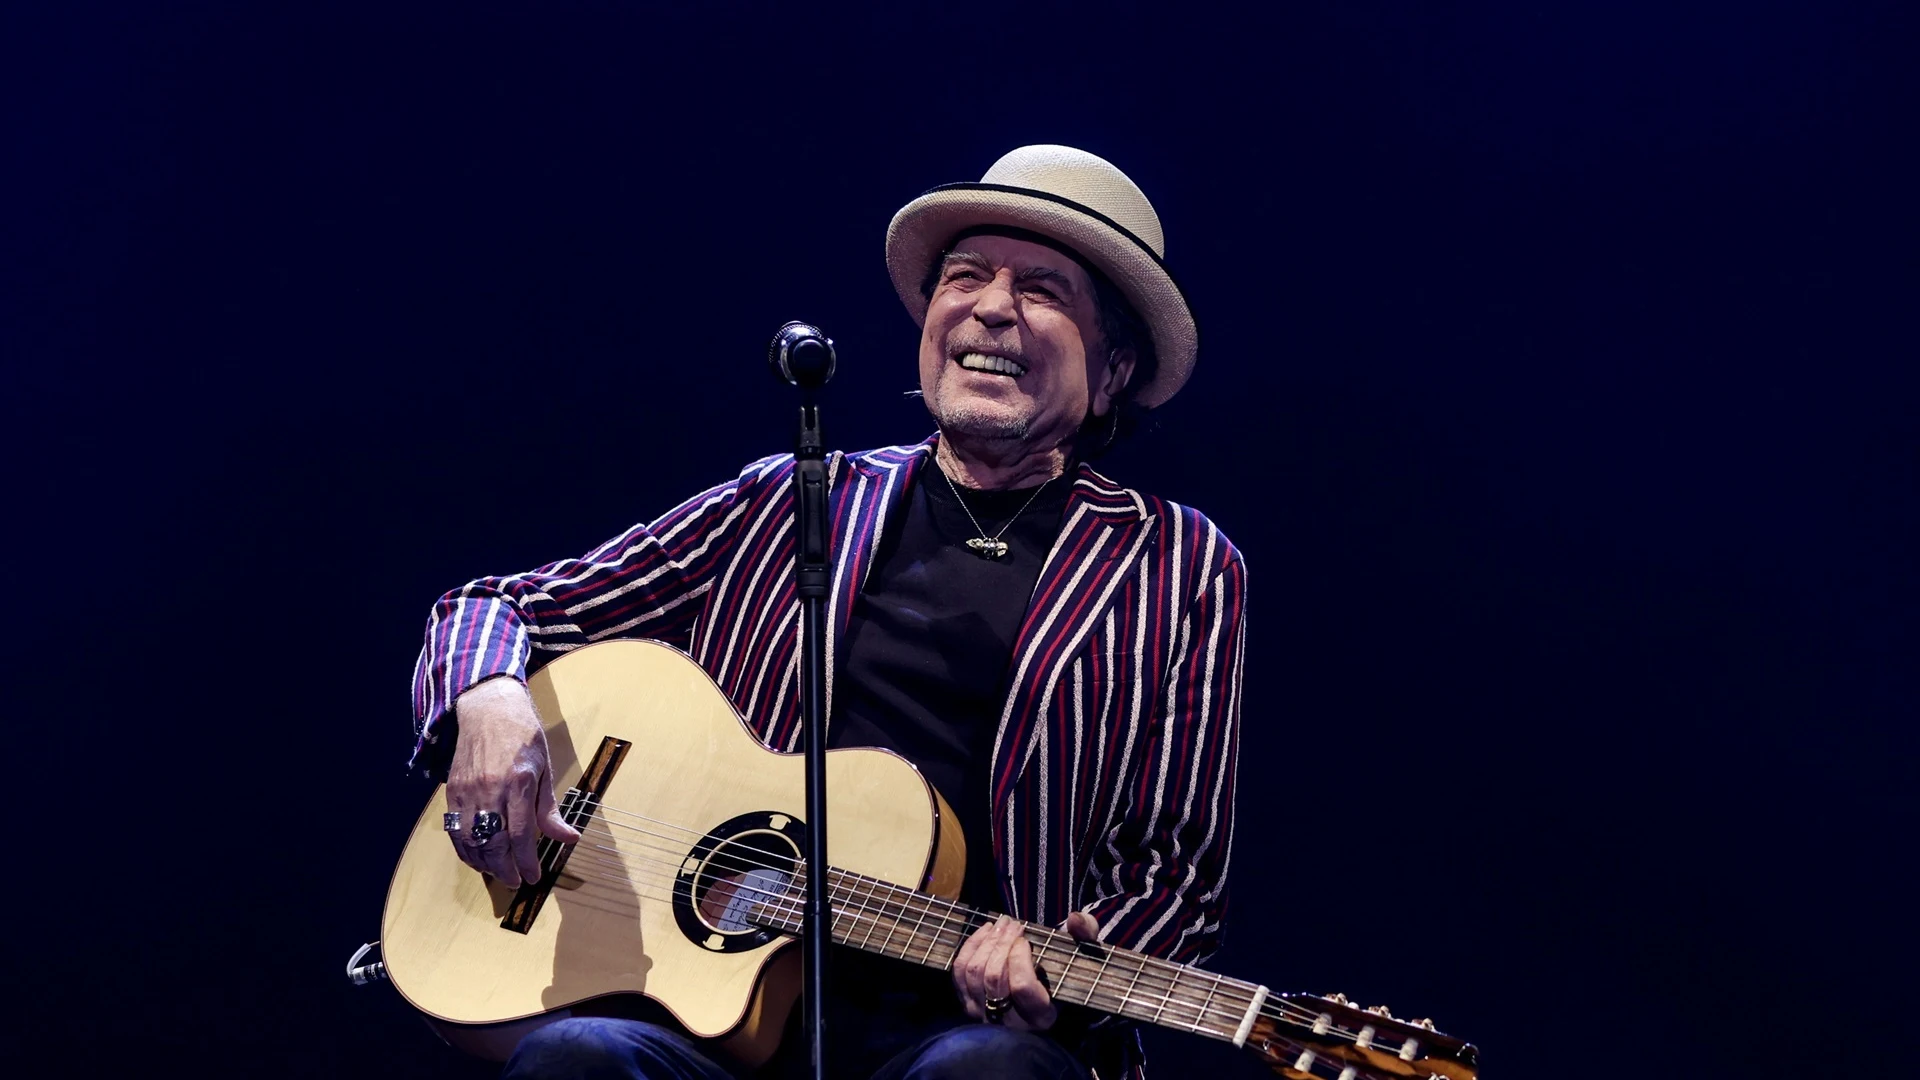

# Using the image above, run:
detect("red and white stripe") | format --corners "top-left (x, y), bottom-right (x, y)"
top-left (410, 436), bottom-right (1247, 974)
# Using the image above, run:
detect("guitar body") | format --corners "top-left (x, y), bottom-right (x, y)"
top-left (381, 639), bottom-right (966, 1066)
top-left (381, 640), bottom-right (1483, 1080)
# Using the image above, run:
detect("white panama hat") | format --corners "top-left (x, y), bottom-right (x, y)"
top-left (884, 144), bottom-right (1197, 410)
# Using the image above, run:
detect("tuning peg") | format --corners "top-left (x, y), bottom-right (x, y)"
top-left (1366, 1004), bottom-right (1396, 1019)
top-left (1327, 992), bottom-right (1351, 1006)
top-left (1413, 1017), bottom-right (1437, 1031)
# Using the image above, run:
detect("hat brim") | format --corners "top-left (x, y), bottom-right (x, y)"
top-left (885, 183), bottom-right (1196, 410)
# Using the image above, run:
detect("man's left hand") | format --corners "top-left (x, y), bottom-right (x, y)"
top-left (952, 911), bottom-right (1101, 1030)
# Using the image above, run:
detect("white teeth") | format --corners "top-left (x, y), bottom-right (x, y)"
top-left (958, 352), bottom-right (1027, 377)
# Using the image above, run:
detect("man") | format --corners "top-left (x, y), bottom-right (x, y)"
top-left (409, 145), bottom-right (1248, 1079)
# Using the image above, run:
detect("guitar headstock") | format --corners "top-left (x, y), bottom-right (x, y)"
top-left (1242, 992), bottom-right (1478, 1080)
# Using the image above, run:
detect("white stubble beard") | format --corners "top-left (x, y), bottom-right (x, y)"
top-left (928, 398), bottom-right (1032, 442)
top-left (924, 371), bottom-right (1037, 444)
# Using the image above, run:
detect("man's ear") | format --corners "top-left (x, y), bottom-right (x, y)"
top-left (1095, 347), bottom-right (1137, 414)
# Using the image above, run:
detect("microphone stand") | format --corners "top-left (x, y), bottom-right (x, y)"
top-left (769, 322), bottom-right (836, 1080)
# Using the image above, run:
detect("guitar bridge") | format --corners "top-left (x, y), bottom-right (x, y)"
top-left (498, 735), bottom-right (631, 934)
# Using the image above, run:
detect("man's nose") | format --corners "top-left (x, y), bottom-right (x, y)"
top-left (970, 270), bottom-right (1018, 326)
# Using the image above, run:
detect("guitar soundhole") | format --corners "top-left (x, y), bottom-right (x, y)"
top-left (671, 810), bottom-right (807, 954)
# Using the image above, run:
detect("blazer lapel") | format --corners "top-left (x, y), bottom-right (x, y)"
top-left (989, 464), bottom-right (1156, 814)
top-left (822, 438), bottom-right (935, 723)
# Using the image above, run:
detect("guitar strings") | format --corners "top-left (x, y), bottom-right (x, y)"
top-left (567, 798), bottom-right (1385, 1050)
top-left (530, 812), bottom-right (1260, 1037)
top-left (754, 871), bottom-right (1278, 1038)
top-left (475, 824), bottom-right (1405, 1080)
top-left (556, 838), bottom-right (1369, 1061)
top-left (533, 826), bottom-right (1383, 1054)
top-left (532, 835), bottom-right (1264, 1040)
top-left (563, 797), bottom-right (1332, 1037)
top-left (521, 799), bottom-right (1332, 1042)
top-left (560, 800), bottom-right (1279, 1031)
top-left (508, 847), bottom-right (1368, 1070)
top-left (554, 823), bottom-right (1235, 1025)
top-left (572, 796), bottom-right (1324, 1036)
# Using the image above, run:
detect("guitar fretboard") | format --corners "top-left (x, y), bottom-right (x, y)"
top-left (745, 866), bottom-right (1264, 1042)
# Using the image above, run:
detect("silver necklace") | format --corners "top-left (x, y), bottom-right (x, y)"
top-left (939, 468), bottom-right (1053, 560)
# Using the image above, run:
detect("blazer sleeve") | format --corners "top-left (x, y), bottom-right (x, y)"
top-left (405, 454), bottom-right (786, 777)
top-left (1081, 538), bottom-right (1249, 966)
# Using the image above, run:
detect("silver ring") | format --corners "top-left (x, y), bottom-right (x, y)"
top-left (443, 811), bottom-right (462, 833)
top-left (469, 810), bottom-right (504, 845)
top-left (983, 995), bottom-right (1011, 1025)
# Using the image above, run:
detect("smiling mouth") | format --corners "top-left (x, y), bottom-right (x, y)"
top-left (956, 352), bottom-right (1028, 378)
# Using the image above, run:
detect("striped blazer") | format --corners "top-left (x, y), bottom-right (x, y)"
top-left (411, 436), bottom-right (1248, 968)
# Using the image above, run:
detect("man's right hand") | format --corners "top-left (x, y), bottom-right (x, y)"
top-left (445, 676), bottom-right (581, 887)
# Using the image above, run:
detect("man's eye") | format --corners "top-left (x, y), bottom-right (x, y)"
top-left (1023, 285), bottom-right (1059, 301)
top-left (944, 269), bottom-right (982, 283)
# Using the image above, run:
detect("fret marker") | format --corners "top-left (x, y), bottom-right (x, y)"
top-left (1231, 984), bottom-right (1269, 1049)
top-left (1355, 1025), bottom-right (1375, 1050)
top-left (1293, 1050), bottom-right (1315, 1073)
top-left (1398, 1037), bottom-right (1419, 1062)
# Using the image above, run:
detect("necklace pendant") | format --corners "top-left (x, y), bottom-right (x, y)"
top-left (965, 537), bottom-right (1010, 560)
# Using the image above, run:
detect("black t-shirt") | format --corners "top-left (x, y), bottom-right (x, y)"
top-left (800, 462), bottom-right (1070, 1076)
top-left (830, 462), bottom-right (1072, 911)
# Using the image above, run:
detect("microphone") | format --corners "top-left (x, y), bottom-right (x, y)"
top-left (769, 321), bottom-right (836, 390)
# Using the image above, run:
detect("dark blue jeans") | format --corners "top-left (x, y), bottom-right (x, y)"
top-left (502, 1017), bottom-right (1091, 1080)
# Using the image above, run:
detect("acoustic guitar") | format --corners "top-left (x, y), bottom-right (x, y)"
top-left (382, 639), bottom-right (1478, 1079)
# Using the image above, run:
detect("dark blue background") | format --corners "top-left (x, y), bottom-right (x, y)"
top-left (6, 2), bottom-right (1912, 1077)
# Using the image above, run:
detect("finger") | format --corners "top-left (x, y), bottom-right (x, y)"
top-left (978, 916), bottom-right (1019, 1003)
top-left (450, 830), bottom-right (488, 874)
top-left (952, 922), bottom-right (993, 1019)
top-left (538, 772), bottom-right (580, 844)
top-left (444, 791), bottom-right (488, 875)
top-left (956, 914), bottom-right (990, 1006)
top-left (507, 773), bottom-right (543, 885)
top-left (1064, 910), bottom-right (1101, 942)
top-left (1006, 931), bottom-right (1056, 1032)
top-left (477, 821), bottom-right (520, 887)
top-left (466, 797), bottom-right (521, 888)
top-left (447, 826), bottom-right (486, 873)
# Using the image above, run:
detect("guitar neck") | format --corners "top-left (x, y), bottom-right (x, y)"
top-left (747, 866), bottom-right (1266, 1044)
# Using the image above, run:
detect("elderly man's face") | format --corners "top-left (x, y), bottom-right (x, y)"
top-left (918, 234), bottom-right (1122, 459)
